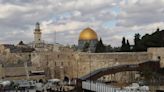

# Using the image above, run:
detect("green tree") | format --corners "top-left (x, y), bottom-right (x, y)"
top-left (134, 28), bottom-right (164, 51)
top-left (126, 40), bottom-right (131, 51)
top-left (141, 66), bottom-right (159, 82)
top-left (133, 33), bottom-right (143, 51)
top-left (121, 37), bottom-right (127, 51)
top-left (95, 38), bottom-right (106, 53)
top-left (106, 45), bottom-right (112, 52)
top-left (83, 42), bottom-right (90, 52)
top-left (156, 27), bottom-right (160, 32)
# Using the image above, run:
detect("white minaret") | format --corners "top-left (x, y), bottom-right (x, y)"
top-left (34, 22), bottom-right (42, 48)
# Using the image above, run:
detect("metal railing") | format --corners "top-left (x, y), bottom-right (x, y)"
top-left (82, 81), bottom-right (149, 92)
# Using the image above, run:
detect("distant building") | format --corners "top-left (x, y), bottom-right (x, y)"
top-left (33, 22), bottom-right (44, 48)
top-left (0, 41), bottom-right (34, 54)
top-left (78, 27), bottom-right (98, 52)
top-left (1, 22), bottom-right (164, 84)
top-left (28, 22), bottom-right (54, 52)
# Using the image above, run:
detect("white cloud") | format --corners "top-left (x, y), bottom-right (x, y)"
top-left (0, 0), bottom-right (163, 47)
top-left (117, 0), bottom-right (164, 26)
top-left (0, 4), bottom-right (30, 18)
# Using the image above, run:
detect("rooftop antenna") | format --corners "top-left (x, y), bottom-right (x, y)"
top-left (54, 30), bottom-right (56, 44)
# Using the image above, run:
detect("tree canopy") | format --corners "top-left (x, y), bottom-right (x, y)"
top-left (132, 28), bottom-right (164, 51)
top-left (82, 42), bottom-right (90, 52)
top-left (95, 38), bottom-right (106, 53)
top-left (120, 37), bottom-right (131, 52)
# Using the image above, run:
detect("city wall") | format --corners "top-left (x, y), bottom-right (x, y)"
top-left (32, 51), bottom-right (152, 81)
top-left (148, 48), bottom-right (164, 68)
top-left (1, 47), bottom-right (164, 81)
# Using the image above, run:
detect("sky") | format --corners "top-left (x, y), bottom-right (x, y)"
top-left (0, 0), bottom-right (164, 47)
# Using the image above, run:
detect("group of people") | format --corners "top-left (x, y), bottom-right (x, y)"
top-left (35, 79), bottom-right (74, 92)
top-left (0, 78), bottom-right (75, 92)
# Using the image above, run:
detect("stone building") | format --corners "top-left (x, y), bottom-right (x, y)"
top-left (0, 46), bottom-right (163, 82)
top-left (148, 48), bottom-right (164, 67)
top-left (78, 27), bottom-right (98, 52)
top-left (33, 22), bottom-right (44, 48)
top-left (0, 42), bottom-right (34, 54)
top-left (0, 23), bottom-right (164, 83)
top-left (28, 22), bottom-right (54, 51)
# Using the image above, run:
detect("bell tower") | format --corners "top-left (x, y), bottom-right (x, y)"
top-left (34, 22), bottom-right (42, 48)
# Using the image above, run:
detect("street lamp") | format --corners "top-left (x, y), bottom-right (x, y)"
top-left (75, 53), bottom-right (79, 91)
top-left (46, 55), bottom-right (49, 78)
top-left (89, 54), bottom-right (91, 90)
top-left (24, 54), bottom-right (31, 80)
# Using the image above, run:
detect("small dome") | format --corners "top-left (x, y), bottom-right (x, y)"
top-left (79, 27), bottom-right (98, 40)
top-left (18, 41), bottom-right (25, 45)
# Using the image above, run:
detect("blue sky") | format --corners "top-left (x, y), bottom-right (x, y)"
top-left (0, 0), bottom-right (164, 46)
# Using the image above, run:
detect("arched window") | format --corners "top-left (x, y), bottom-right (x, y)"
top-left (158, 56), bottom-right (161, 61)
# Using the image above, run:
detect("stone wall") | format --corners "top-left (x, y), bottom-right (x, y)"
top-left (148, 48), bottom-right (164, 68)
top-left (0, 64), bottom-right (4, 79)
top-left (0, 66), bottom-right (45, 80)
top-left (0, 45), bottom-right (10, 54)
top-left (31, 51), bottom-right (75, 80)
top-left (1, 47), bottom-right (164, 81)
top-left (32, 51), bottom-right (151, 80)
top-left (75, 52), bottom-right (151, 77)
top-left (0, 53), bottom-right (30, 66)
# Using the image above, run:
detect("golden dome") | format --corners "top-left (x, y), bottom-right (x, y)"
top-left (79, 27), bottom-right (98, 40)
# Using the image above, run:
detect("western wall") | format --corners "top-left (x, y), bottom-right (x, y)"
top-left (30, 49), bottom-right (155, 82)
top-left (0, 47), bottom-right (163, 83)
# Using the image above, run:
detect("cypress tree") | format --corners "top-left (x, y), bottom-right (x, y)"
top-left (133, 33), bottom-right (141, 51)
top-left (121, 37), bottom-right (127, 51)
top-left (95, 38), bottom-right (105, 53)
top-left (126, 40), bottom-right (130, 51)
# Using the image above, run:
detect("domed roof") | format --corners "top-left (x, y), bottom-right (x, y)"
top-left (79, 27), bottom-right (98, 40)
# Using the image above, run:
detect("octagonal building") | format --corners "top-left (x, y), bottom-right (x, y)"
top-left (78, 27), bottom-right (98, 52)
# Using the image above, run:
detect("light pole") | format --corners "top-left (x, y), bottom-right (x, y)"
top-left (24, 54), bottom-right (31, 80)
top-left (45, 54), bottom-right (50, 79)
top-left (90, 54), bottom-right (91, 91)
top-left (75, 54), bottom-right (79, 91)
top-left (77, 58), bottom-right (78, 80)
top-left (24, 61), bottom-right (29, 80)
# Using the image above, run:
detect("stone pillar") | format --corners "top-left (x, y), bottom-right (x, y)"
top-left (50, 67), bottom-right (54, 79)
top-left (60, 66), bottom-right (64, 81)
top-left (0, 64), bottom-right (4, 79)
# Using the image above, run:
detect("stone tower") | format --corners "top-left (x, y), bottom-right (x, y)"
top-left (34, 22), bottom-right (42, 48)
